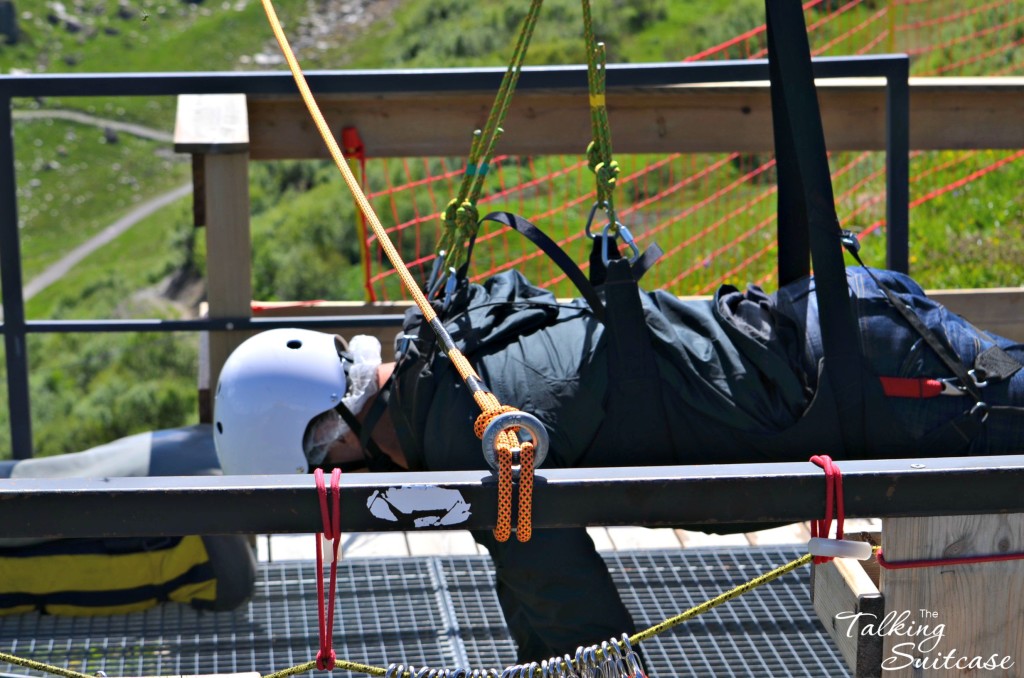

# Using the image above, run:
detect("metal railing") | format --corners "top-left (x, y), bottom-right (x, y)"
top-left (3, 454), bottom-right (1023, 537)
top-left (0, 55), bottom-right (911, 458)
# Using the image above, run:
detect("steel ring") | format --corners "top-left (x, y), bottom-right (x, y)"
top-left (481, 411), bottom-right (549, 472)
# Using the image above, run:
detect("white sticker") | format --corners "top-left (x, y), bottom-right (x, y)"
top-left (366, 486), bottom-right (471, 528)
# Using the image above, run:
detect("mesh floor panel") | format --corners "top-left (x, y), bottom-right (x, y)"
top-left (1, 546), bottom-right (850, 677)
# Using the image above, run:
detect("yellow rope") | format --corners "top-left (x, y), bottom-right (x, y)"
top-left (0, 650), bottom-right (95, 678)
top-left (259, 0), bottom-right (436, 326)
top-left (631, 552), bottom-right (813, 645)
top-left (264, 659), bottom-right (385, 678)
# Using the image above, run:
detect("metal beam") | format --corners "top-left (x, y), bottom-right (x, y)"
top-left (0, 57), bottom-right (907, 98)
top-left (2, 455), bottom-right (1023, 539)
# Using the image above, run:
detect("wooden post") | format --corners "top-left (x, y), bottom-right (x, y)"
top-left (813, 534), bottom-right (885, 678)
top-left (201, 151), bottom-right (252, 405)
top-left (878, 513), bottom-right (1024, 676)
top-left (174, 94), bottom-right (252, 419)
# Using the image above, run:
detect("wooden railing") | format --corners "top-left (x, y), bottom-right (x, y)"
top-left (174, 75), bottom-right (1024, 409)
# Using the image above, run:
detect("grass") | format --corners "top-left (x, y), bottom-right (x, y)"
top-left (3, 197), bottom-right (201, 457)
top-left (14, 116), bottom-right (189, 282)
top-left (2, 0), bottom-right (308, 127)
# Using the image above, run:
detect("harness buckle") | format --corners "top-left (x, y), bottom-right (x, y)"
top-left (839, 229), bottom-right (861, 254)
top-left (940, 369), bottom-right (989, 396)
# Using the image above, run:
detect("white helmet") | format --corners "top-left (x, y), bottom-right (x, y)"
top-left (214, 328), bottom-right (347, 475)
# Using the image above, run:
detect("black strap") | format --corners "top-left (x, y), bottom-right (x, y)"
top-left (596, 257), bottom-right (674, 462)
top-left (333, 398), bottom-right (400, 472)
top-left (481, 211), bottom-right (607, 322)
top-left (843, 243), bottom-right (985, 402)
top-left (765, 0), bottom-right (868, 454)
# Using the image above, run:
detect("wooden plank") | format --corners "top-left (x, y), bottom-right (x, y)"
top-left (879, 513), bottom-right (1024, 677)
top-left (605, 526), bottom-right (684, 550)
top-left (173, 93), bottom-right (249, 154)
top-left (812, 556), bottom-right (884, 677)
top-left (251, 299), bottom-right (411, 350)
top-left (928, 288), bottom-right (1024, 342)
top-left (203, 152), bottom-right (253, 394)
top-left (244, 78), bottom-right (1024, 158)
top-left (908, 77), bottom-right (1024, 151)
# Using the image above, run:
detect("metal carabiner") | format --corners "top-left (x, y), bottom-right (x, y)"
top-left (584, 201), bottom-right (611, 240)
top-left (600, 222), bottom-right (640, 266)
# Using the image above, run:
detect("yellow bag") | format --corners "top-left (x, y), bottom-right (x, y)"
top-left (0, 534), bottom-right (255, 616)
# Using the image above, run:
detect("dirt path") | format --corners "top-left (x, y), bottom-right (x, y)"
top-left (20, 183), bottom-right (192, 302)
top-left (8, 110), bottom-right (188, 310)
top-left (12, 109), bottom-right (173, 144)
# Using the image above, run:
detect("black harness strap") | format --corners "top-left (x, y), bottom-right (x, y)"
top-left (842, 241), bottom-right (985, 401)
top-left (481, 211), bottom-right (607, 322)
top-left (766, 0), bottom-right (868, 455)
top-left (589, 257), bottom-right (674, 465)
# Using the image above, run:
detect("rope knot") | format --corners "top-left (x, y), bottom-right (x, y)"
top-left (316, 649), bottom-right (336, 671)
top-left (474, 405), bottom-right (521, 440)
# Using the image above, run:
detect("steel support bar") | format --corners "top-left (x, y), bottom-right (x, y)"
top-left (0, 96), bottom-right (32, 459)
top-left (1, 455), bottom-right (1022, 539)
top-left (885, 59), bottom-right (910, 273)
top-left (0, 57), bottom-right (907, 98)
top-left (0, 314), bottom-right (405, 334)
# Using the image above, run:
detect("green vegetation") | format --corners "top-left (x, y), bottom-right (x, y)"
top-left (0, 0), bottom-right (1021, 458)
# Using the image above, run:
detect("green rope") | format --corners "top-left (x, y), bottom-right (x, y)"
top-left (435, 0), bottom-right (545, 277)
top-left (580, 0), bottom-right (620, 236)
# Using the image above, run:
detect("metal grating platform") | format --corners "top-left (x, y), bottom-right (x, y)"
top-left (1, 546), bottom-right (849, 677)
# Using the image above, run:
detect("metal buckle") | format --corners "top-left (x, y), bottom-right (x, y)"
top-left (481, 411), bottom-right (550, 476)
top-left (940, 370), bottom-right (990, 396)
top-left (584, 201), bottom-right (609, 239)
top-left (839, 229), bottom-right (861, 253)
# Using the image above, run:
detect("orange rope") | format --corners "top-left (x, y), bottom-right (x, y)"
top-left (259, 0), bottom-right (535, 542)
top-left (474, 403), bottom-right (535, 541)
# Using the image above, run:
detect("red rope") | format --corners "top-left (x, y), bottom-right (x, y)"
top-left (809, 455), bottom-right (845, 565)
top-left (876, 549), bottom-right (1024, 570)
top-left (314, 468), bottom-right (342, 671)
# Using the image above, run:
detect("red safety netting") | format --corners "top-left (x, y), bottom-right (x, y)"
top-left (353, 0), bottom-right (1023, 300)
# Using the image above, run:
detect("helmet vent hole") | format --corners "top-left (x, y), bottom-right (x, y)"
top-left (216, 422), bottom-right (223, 434)
top-left (286, 339), bottom-right (303, 350)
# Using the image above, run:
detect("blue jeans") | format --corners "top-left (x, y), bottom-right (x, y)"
top-left (775, 267), bottom-right (1024, 455)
